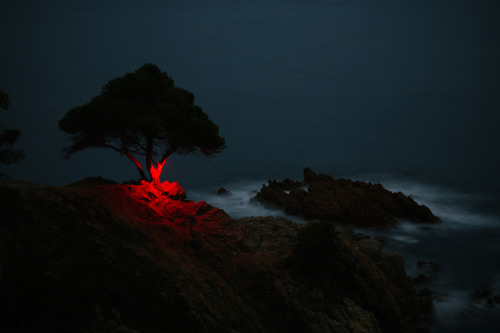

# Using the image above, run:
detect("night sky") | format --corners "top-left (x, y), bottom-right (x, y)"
top-left (1, 0), bottom-right (499, 193)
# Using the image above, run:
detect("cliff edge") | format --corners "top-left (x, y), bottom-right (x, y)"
top-left (0, 179), bottom-right (429, 332)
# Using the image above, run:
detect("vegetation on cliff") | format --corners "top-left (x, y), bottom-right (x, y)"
top-left (0, 90), bottom-right (25, 179)
top-left (58, 64), bottom-right (225, 185)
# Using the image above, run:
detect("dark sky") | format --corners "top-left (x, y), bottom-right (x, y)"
top-left (1, 0), bottom-right (499, 192)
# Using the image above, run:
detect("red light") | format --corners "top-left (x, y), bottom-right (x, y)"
top-left (149, 160), bottom-right (166, 186)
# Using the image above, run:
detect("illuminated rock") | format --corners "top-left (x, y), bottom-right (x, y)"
top-left (137, 179), bottom-right (187, 201)
top-left (0, 181), bottom-right (429, 333)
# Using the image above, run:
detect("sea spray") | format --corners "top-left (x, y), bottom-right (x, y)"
top-left (188, 176), bottom-right (500, 333)
top-left (188, 181), bottom-right (307, 222)
top-left (356, 177), bottom-right (500, 333)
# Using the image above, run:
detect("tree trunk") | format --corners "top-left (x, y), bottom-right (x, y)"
top-left (136, 166), bottom-right (148, 181)
top-left (117, 139), bottom-right (148, 181)
top-left (149, 159), bottom-right (166, 188)
top-left (146, 137), bottom-right (154, 182)
top-left (146, 145), bottom-right (176, 187)
top-left (124, 151), bottom-right (148, 181)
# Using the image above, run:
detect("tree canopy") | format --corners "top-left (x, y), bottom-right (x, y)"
top-left (0, 89), bottom-right (25, 179)
top-left (59, 64), bottom-right (226, 184)
top-left (0, 90), bottom-right (10, 110)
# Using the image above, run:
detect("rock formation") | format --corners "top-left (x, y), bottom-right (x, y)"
top-left (253, 168), bottom-right (440, 227)
top-left (0, 179), bottom-right (429, 332)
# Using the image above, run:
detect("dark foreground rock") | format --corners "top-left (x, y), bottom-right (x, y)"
top-left (253, 168), bottom-right (440, 227)
top-left (0, 180), bottom-right (429, 332)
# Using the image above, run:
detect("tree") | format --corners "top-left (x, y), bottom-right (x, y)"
top-left (59, 64), bottom-right (226, 186)
top-left (0, 90), bottom-right (10, 110)
top-left (0, 90), bottom-right (25, 179)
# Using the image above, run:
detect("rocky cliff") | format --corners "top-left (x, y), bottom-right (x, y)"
top-left (0, 179), bottom-right (429, 332)
top-left (253, 168), bottom-right (439, 227)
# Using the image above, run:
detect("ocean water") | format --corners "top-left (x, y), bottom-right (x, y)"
top-left (1, 0), bottom-right (500, 331)
top-left (191, 177), bottom-right (500, 332)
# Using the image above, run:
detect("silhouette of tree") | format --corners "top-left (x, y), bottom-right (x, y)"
top-left (59, 64), bottom-right (226, 185)
top-left (0, 90), bottom-right (25, 179)
top-left (0, 90), bottom-right (10, 110)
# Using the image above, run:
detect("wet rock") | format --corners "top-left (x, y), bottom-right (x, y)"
top-left (253, 168), bottom-right (440, 228)
top-left (217, 187), bottom-right (229, 195)
top-left (414, 274), bottom-right (429, 285)
top-left (414, 261), bottom-right (440, 287)
top-left (470, 284), bottom-right (493, 300)
top-left (469, 284), bottom-right (500, 307)
top-left (417, 260), bottom-right (440, 272)
top-left (418, 288), bottom-right (434, 316)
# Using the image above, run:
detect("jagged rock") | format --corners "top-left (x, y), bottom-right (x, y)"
top-left (357, 239), bottom-right (382, 258)
top-left (374, 236), bottom-right (387, 246)
top-left (253, 168), bottom-right (440, 227)
top-left (0, 181), bottom-right (430, 333)
top-left (471, 285), bottom-right (493, 300)
top-left (414, 261), bottom-right (440, 287)
top-left (136, 179), bottom-right (187, 201)
top-left (417, 260), bottom-right (440, 272)
top-left (217, 187), bottom-right (229, 195)
top-left (418, 288), bottom-right (434, 316)
top-left (470, 284), bottom-right (500, 307)
top-left (414, 274), bottom-right (429, 285)
top-left (303, 166), bottom-right (320, 183)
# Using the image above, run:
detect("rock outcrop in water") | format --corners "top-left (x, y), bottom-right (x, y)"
top-left (253, 168), bottom-right (440, 227)
top-left (0, 179), bottom-right (429, 332)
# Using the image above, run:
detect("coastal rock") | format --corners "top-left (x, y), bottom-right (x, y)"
top-left (217, 187), bottom-right (229, 195)
top-left (357, 239), bottom-right (383, 258)
top-left (470, 284), bottom-right (500, 307)
top-left (418, 288), bottom-right (434, 316)
top-left (0, 181), bottom-right (429, 333)
top-left (413, 261), bottom-right (440, 286)
top-left (253, 167), bottom-right (440, 227)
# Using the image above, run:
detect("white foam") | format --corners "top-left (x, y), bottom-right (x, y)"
top-left (188, 181), bottom-right (306, 222)
top-left (433, 290), bottom-right (470, 320)
top-left (355, 174), bottom-right (500, 230)
top-left (188, 175), bottom-right (500, 232)
top-left (387, 234), bottom-right (420, 244)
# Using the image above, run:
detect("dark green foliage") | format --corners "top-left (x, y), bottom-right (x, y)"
top-left (0, 90), bottom-right (10, 110)
top-left (0, 90), bottom-right (25, 178)
top-left (0, 129), bottom-right (24, 166)
top-left (59, 63), bottom-right (225, 181)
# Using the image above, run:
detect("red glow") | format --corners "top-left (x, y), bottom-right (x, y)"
top-left (112, 180), bottom-right (231, 234)
top-left (69, 178), bottom-right (232, 243)
top-left (149, 160), bottom-right (166, 185)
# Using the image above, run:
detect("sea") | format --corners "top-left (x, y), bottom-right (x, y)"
top-left (1, 0), bottom-right (500, 331)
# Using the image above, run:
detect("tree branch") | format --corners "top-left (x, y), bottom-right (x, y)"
top-left (159, 146), bottom-right (177, 165)
top-left (119, 138), bottom-right (147, 180)
top-left (102, 144), bottom-right (125, 154)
